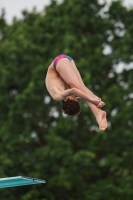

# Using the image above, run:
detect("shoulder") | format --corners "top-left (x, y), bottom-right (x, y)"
top-left (52, 92), bottom-right (64, 101)
top-left (52, 89), bottom-right (71, 101)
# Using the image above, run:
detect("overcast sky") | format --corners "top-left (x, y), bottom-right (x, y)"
top-left (1, 0), bottom-right (133, 24)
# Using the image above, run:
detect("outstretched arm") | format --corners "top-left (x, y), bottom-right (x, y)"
top-left (57, 88), bottom-right (101, 105)
top-left (76, 96), bottom-right (105, 108)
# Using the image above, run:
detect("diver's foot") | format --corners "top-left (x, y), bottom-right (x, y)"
top-left (96, 110), bottom-right (108, 131)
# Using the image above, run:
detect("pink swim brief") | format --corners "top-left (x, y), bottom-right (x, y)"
top-left (53, 54), bottom-right (73, 69)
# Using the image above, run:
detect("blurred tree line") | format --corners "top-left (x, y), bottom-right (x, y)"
top-left (0, 0), bottom-right (133, 199)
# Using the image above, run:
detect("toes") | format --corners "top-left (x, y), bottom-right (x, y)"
top-left (99, 125), bottom-right (108, 131)
top-left (99, 123), bottom-right (108, 131)
top-left (99, 127), bottom-right (106, 131)
top-left (97, 101), bottom-right (105, 108)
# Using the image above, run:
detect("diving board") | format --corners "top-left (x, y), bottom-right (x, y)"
top-left (0, 176), bottom-right (46, 188)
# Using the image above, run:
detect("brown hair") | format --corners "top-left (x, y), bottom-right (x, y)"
top-left (61, 99), bottom-right (81, 117)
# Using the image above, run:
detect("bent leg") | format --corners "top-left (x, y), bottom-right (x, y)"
top-left (56, 58), bottom-right (104, 107)
top-left (56, 58), bottom-right (80, 88)
top-left (71, 60), bottom-right (85, 85)
top-left (56, 58), bottom-right (107, 130)
top-left (71, 60), bottom-right (105, 108)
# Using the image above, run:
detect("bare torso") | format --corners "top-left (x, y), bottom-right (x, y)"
top-left (45, 59), bottom-right (108, 131)
top-left (45, 62), bottom-right (68, 101)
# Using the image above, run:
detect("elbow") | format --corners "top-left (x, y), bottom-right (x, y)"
top-left (70, 88), bottom-right (79, 96)
top-left (71, 88), bottom-right (77, 94)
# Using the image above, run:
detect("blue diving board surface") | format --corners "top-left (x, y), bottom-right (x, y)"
top-left (0, 176), bottom-right (46, 188)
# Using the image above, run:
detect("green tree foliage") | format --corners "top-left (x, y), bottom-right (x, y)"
top-left (0, 0), bottom-right (133, 199)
